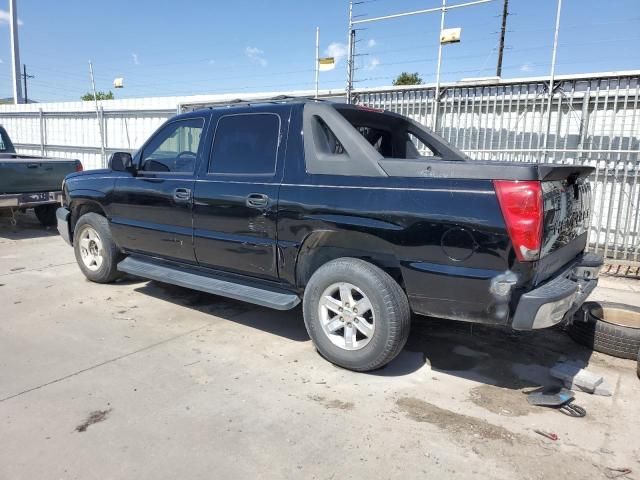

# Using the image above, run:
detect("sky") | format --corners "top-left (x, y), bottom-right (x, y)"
top-left (0, 0), bottom-right (638, 102)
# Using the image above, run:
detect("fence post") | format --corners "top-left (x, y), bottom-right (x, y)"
top-left (99, 106), bottom-right (106, 168)
top-left (38, 108), bottom-right (45, 156)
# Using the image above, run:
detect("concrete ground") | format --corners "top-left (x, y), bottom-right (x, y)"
top-left (1, 211), bottom-right (639, 480)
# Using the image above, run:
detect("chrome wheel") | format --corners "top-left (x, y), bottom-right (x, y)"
top-left (78, 226), bottom-right (104, 272)
top-left (318, 282), bottom-right (375, 351)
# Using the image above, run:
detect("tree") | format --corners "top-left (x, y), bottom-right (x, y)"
top-left (81, 91), bottom-right (114, 101)
top-left (392, 72), bottom-right (423, 86)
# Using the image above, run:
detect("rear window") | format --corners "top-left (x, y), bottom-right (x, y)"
top-left (335, 106), bottom-right (468, 161)
top-left (209, 113), bottom-right (280, 175)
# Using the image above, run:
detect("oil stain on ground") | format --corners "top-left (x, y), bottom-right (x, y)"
top-left (308, 395), bottom-right (354, 411)
top-left (75, 409), bottom-right (112, 432)
top-left (396, 397), bottom-right (517, 443)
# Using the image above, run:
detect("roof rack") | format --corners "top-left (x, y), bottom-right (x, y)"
top-left (180, 95), bottom-right (330, 113)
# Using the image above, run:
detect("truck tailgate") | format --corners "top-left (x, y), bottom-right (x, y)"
top-left (537, 167), bottom-right (593, 283)
top-left (0, 158), bottom-right (81, 194)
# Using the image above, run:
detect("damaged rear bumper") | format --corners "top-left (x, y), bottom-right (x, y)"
top-left (511, 253), bottom-right (603, 330)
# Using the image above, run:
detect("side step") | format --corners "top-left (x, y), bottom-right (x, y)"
top-left (117, 257), bottom-right (300, 310)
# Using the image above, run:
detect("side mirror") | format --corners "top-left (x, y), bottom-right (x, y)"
top-left (108, 152), bottom-right (135, 173)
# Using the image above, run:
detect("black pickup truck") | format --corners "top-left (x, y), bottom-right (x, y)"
top-left (56, 99), bottom-right (602, 371)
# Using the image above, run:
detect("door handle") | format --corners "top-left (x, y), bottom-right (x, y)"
top-left (246, 193), bottom-right (269, 208)
top-left (173, 188), bottom-right (192, 202)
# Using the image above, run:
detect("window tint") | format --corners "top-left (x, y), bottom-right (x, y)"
top-left (141, 118), bottom-right (204, 173)
top-left (209, 113), bottom-right (280, 175)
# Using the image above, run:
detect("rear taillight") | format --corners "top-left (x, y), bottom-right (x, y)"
top-left (494, 180), bottom-right (543, 262)
top-left (75, 161), bottom-right (83, 172)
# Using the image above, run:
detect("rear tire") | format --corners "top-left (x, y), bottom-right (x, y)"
top-left (568, 301), bottom-right (640, 360)
top-left (73, 213), bottom-right (124, 283)
top-left (303, 258), bottom-right (410, 372)
top-left (34, 204), bottom-right (57, 227)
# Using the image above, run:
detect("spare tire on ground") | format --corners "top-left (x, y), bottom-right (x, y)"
top-left (568, 301), bottom-right (640, 360)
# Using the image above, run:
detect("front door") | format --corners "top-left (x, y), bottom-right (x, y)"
top-left (110, 116), bottom-right (206, 263)
top-left (192, 108), bottom-right (289, 281)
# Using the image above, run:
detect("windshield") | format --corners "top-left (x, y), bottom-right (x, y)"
top-left (0, 127), bottom-right (16, 153)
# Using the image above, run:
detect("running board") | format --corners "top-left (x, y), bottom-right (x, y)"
top-left (117, 257), bottom-right (300, 310)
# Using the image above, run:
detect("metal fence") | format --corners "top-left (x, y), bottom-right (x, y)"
top-left (0, 71), bottom-right (639, 261)
top-left (355, 72), bottom-right (640, 261)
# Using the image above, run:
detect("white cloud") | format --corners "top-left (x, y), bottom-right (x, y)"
top-left (366, 57), bottom-right (380, 71)
top-left (325, 42), bottom-right (348, 65)
top-left (208, 59), bottom-right (216, 65)
top-left (367, 39), bottom-right (377, 48)
top-left (131, 52), bottom-right (140, 65)
top-left (0, 10), bottom-right (23, 25)
top-left (245, 46), bottom-right (267, 67)
top-left (520, 62), bottom-right (533, 73)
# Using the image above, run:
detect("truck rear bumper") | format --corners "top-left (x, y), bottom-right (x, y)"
top-left (511, 253), bottom-right (603, 330)
top-left (56, 207), bottom-right (72, 245)
top-left (0, 191), bottom-right (62, 208)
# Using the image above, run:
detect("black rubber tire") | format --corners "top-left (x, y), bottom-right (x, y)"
top-left (302, 258), bottom-right (411, 372)
top-left (568, 301), bottom-right (640, 360)
top-left (34, 204), bottom-right (58, 227)
top-left (73, 213), bottom-right (124, 283)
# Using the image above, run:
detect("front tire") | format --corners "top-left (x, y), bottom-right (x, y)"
top-left (303, 258), bottom-right (410, 372)
top-left (73, 213), bottom-right (124, 283)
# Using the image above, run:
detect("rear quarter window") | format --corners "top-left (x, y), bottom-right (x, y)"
top-left (208, 113), bottom-right (280, 175)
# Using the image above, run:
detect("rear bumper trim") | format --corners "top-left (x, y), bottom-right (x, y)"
top-left (511, 253), bottom-right (603, 330)
top-left (56, 207), bottom-right (72, 245)
top-left (0, 191), bottom-right (62, 208)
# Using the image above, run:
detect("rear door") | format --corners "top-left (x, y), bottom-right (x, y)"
top-left (110, 116), bottom-right (206, 263)
top-left (192, 107), bottom-right (289, 281)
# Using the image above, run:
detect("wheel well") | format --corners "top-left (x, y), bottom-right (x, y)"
top-left (70, 201), bottom-right (106, 231)
top-left (295, 231), bottom-right (404, 290)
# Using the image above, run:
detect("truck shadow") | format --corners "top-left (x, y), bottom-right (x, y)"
top-left (130, 277), bottom-right (593, 390)
top-left (375, 315), bottom-right (593, 390)
top-left (133, 280), bottom-right (310, 342)
top-left (0, 212), bottom-right (59, 240)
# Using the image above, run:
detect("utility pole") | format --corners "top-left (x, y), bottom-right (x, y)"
top-left (347, 0), bottom-right (494, 108)
top-left (496, 0), bottom-right (508, 77)
top-left (543, 0), bottom-right (563, 158)
top-left (22, 64), bottom-right (33, 104)
top-left (433, 0), bottom-right (446, 130)
top-left (346, 1), bottom-right (355, 104)
top-left (9, 0), bottom-right (23, 104)
top-left (315, 27), bottom-right (320, 99)
top-left (89, 61), bottom-right (106, 167)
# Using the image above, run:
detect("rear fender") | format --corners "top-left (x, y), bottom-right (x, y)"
top-left (294, 230), bottom-right (403, 289)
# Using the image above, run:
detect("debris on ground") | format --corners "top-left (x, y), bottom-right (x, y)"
top-left (533, 429), bottom-right (558, 441)
top-left (75, 409), bottom-right (112, 433)
top-left (526, 387), bottom-right (587, 417)
top-left (603, 466), bottom-right (632, 479)
top-left (550, 361), bottom-right (605, 394)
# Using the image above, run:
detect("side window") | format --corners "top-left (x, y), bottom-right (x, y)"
top-left (315, 117), bottom-right (345, 155)
top-left (406, 132), bottom-right (435, 158)
top-left (209, 113), bottom-right (280, 175)
top-left (140, 118), bottom-right (204, 173)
